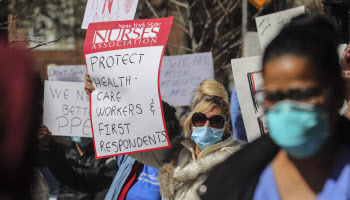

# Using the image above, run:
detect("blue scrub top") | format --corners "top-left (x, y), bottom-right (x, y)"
top-left (254, 146), bottom-right (350, 200)
top-left (125, 165), bottom-right (161, 200)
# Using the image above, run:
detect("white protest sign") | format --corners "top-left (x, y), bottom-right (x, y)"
top-left (255, 6), bottom-right (305, 49)
top-left (338, 44), bottom-right (347, 61)
top-left (43, 81), bottom-right (92, 137)
top-left (243, 32), bottom-right (262, 57)
top-left (160, 52), bottom-right (214, 106)
top-left (84, 17), bottom-right (173, 158)
top-left (81, 0), bottom-right (139, 29)
top-left (232, 56), bottom-right (266, 141)
top-left (48, 65), bottom-right (87, 82)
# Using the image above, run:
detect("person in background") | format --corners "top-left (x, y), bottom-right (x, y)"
top-left (85, 75), bottom-right (181, 200)
top-left (128, 80), bottom-right (246, 199)
top-left (38, 127), bottom-right (117, 200)
top-left (85, 75), bottom-right (246, 200)
top-left (0, 45), bottom-right (41, 200)
top-left (200, 14), bottom-right (350, 200)
top-left (230, 87), bottom-right (248, 142)
top-left (104, 101), bottom-right (180, 200)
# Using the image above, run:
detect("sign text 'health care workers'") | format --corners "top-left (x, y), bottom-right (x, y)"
top-left (84, 17), bottom-right (173, 158)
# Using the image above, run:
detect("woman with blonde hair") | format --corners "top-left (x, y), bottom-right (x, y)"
top-left (154, 80), bottom-right (245, 200)
top-left (85, 77), bottom-right (245, 200)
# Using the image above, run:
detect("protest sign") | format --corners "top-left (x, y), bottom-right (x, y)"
top-left (338, 44), bottom-right (347, 61)
top-left (160, 52), bottom-right (214, 106)
top-left (84, 17), bottom-right (173, 158)
top-left (82, 0), bottom-right (139, 29)
top-left (232, 56), bottom-right (266, 142)
top-left (243, 32), bottom-right (262, 57)
top-left (48, 65), bottom-right (87, 82)
top-left (255, 6), bottom-right (305, 49)
top-left (43, 81), bottom-right (92, 137)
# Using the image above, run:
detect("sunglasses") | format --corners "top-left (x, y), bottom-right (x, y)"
top-left (191, 112), bottom-right (226, 129)
top-left (265, 87), bottom-right (323, 103)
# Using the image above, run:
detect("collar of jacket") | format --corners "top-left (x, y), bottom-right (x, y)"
top-left (158, 133), bottom-right (246, 199)
top-left (181, 132), bottom-right (242, 160)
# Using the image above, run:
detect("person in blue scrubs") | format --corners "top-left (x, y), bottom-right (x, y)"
top-left (200, 14), bottom-right (350, 200)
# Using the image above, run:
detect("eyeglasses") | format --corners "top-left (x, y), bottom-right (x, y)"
top-left (191, 112), bottom-right (226, 129)
top-left (265, 87), bottom-right (323, 103)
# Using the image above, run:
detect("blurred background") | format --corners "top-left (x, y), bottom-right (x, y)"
top-left (0, 0), bottom-right (328, 91)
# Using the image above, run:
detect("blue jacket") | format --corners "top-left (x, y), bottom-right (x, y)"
top-left (105, 155), bottom-right (136, 200)
top-left (230, 87), bottom-right (248, 142)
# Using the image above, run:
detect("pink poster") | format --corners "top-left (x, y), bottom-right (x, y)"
top-left (84, 17), bottom-right (173, 158)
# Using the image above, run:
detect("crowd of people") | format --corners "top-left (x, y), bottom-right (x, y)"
top-left (1, 13), bottom-right (350, 200)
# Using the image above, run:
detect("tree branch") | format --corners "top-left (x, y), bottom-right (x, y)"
top-left (145, 0), bottom-right (160, 18)
top-left (22, 37), bottom-right (61, 51)
top-left (195, 0), bottom-right (212, 52)
top-left (169, 0), bottom-right (188, 8)
top-left (175, 4), bottom-right (186, 26)
top-left (167, 42), bottom-right (193, 53)
top-left (173, 18), bottom-right (190, 36)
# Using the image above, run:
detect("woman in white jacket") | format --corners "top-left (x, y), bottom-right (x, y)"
top-left (85, 77), bottom-right (245, 200)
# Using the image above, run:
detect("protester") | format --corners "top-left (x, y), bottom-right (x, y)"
top-left (104, 101), bottom-right (180, 200)
top-left (85, 73), bottom-right (246, 199)
top-left (230, 87), bottom-right (248, 142)
top-left (131, 80), bottom-right (246, 199)
top-left (38, 127), bottom-right (117, 200)
top-left (200, 14), bottom-right (350, 200)
top-left (85, 74), bottom-right (181, 200)
top-left (0, 45), bottom-right (41, 200)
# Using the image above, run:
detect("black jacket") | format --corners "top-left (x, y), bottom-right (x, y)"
top-left (200, 116), bottom-right (350, 200)
top-left (47, 141), bottom-right (118, 200)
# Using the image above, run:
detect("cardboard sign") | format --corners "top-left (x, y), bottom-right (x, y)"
top-left (232, 56), bottom-right (266, 141)
top-left (243, 32), bottom-right (262, 57)
top-left (82, 0), bottom-right (139, 29)
top-left (160, 52), bottom-right (214, 106)
top-left (43, 81), bottom-right (92, 137)
top-left (255, 6), bottom-right (305, 49)
top-left (84, 17), bottom-right (173, 158)
top-left (48, 65), bottom-right (87, 82)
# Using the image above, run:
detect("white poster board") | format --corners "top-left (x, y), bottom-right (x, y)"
top-left (84, 17), bottom-right (173, 158)
top-left (243, 32), bottom-right (262, 57)
top-left (255, 6), bottom-right (305, 49)
top-left (338, 44), bottom-right (347, 61)
top-left (232, 56), bottom-right (266, 141)
top-left (48, 65), bottom-right (87, 82)
top-left (160, 52), bottom-right (214, 106)
top-left (43, 81), bottom-right (92, 137)
top-left (81, 0), bottom-right (139, 29)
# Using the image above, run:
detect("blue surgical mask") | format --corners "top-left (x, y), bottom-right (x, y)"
top-left (267, 101), bottom-right (329, 159)
top-left (71, 136), bottom-right (93, 147)
top-left (191, 127), bottom-right (224, 150)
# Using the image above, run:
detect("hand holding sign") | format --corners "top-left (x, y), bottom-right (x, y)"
top-left (85, 72), bottom-right (96, 95)
top-left (38, 125), bottom-right (52, 148)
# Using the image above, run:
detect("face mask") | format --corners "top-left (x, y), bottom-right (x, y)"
top-left (191, 127), bottom-right (224, 151)
top-left (72, 136), bottom-right (93, 147)
top-left (267, 101), bottom-right (329, 159)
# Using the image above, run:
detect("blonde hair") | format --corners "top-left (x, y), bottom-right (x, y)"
top-left (183, 80), bottom-right (230, 138)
